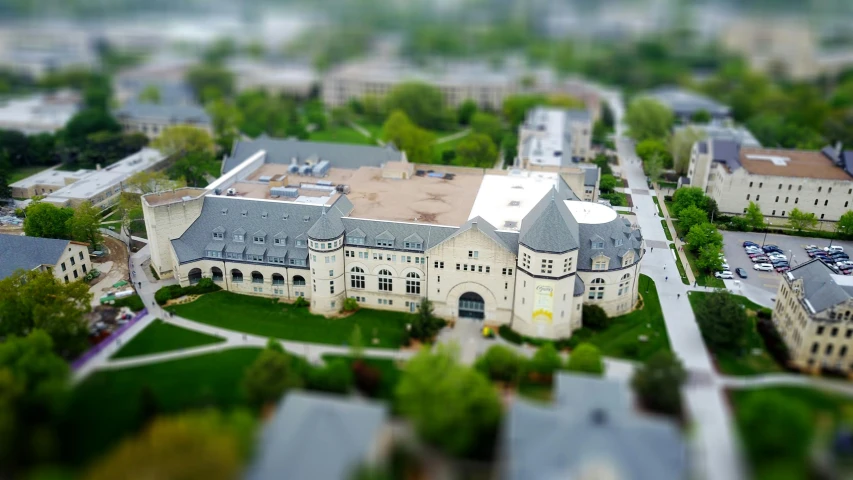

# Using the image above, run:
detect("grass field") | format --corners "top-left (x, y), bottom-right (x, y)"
top-left (9, 165), bottom-right (51, 183)
top-left (652, 196), bottom-right (664, 216)
top-left (63, 348), bottom-right (263, 465)
top-left (688, 291), bottom-right (781, 376)
top-left (431, 134), bottom-right (469, 164)
top-left (111, 319), bottom-right (225, 359)
top-left (168, 291), bottom-right (411, 349)
top-left (309, 125), bottom-right (377, 145)
top-left (730, 386), bottom-right (853, 480)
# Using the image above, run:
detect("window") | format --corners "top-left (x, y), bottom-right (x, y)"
top-left (79, 251), bottom-right (84, 260)
top-left (231, 269), bottom-right (243, 283)
top-left (434, 261), bottom-right (444, 269)
top-left (788, 184), bottom-right (792, 190)
top-left (795, 197), bottom-right (799, 204)
top-left (296, 240), bottom-right (306, 247)
top-left (485, 266), bottom-right (490, 273)
top-left (253, 235), bottom-right (264, 243)
top-left (749, 181), bottom-right (753, 187)
top-left (826, 344), bottom-right (834, 355)
top-left (821, 214), bottom-right (825, 220)
top-left (348, 236), bottom-right (365, 245)
top-left (522, 253), bottom-right (530, 269)
top-left (406, 272), bottom-right (421, 294)
top-left (404, 242), bottom-right (422, 249)
top-left (502, 268), bottom-right (513, 275)
top-left (378, 269), bottom-right (392, 291)
top-left (73, 270), bottom-right (78, 279)
top-left (540, 259), bottom-right (553, 274)
top-left (755, 194), bottom-right (760, 201)
top-left (376, 240), bottom-right (394, 247)
top-left (329, 270), bottom-right (334, 276)
top-left (811, 342), bottom-right (819, 354)
top-left (292, 275), bottom-right (306, 286)
top-left (819, 186), bottom-right (822, 193)
top-left (778, 184), bottom-right (782, 190)
top-left (456, 263), bottom-right (461, 270)
top-left (818, 326), bottom-right (825, 335)
top-left (61, 262), bottom-right (66, 271)
top-left (825, 200), bottom-right (829, 206)
top-left (82, 264), bottom-right (87, 273)
top-left (832, 327), bottom-right (839, 337)
top-left (70, 256), bottom-right (75, 266)
top-left (592, 258), bottom-right (608, 270)
top-left (233, 234), bottom-right (244, 242)
top-left (775, 196), bottom-right (779, 202)
top-left (592, 241), bottom-right (604, 249)
top-left (345, 250), bottom-right (353, 258)
top-left (815, 199), bottom-right (819, 206)
top-left (746, 194), bottom-right (750, 200)
top-left (759, 182), bottom-right (763, 188)
top-left (350, 267), bottom-right (365, 288)
top-left (330, 282), bottom-right (335, 294)
top-left (213, 232), bottom-right (224, 239)
top-left (64, 275), bottom-right (68, 283)
top-left (588, 278), bottom-right (605, 299)
top-left (469, 250), bottom-right (478, 259)
top-left (772, 210), bottom-right (775, 216)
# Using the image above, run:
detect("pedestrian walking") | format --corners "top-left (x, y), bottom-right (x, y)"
top-left (651, 247), bottom-right (654, 252)
top-left (664, 265), bottom-right (666, 270)
top-left (665, 276), bottom-right (668, 281)
top-left (677, 293), bottom-right (681, 299)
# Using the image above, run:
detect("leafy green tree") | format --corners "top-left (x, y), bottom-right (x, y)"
top-left (307, 359), bottom-right (353, 394)
top-left (643, 152), bottom-right (663, 182)
top-left (630, 351), bottom-right (686, 416)
top-left (206, 98), bottom-right (242, 152)
top-left (457, 100), bottom-right (478, 125)
top-left (474, 345), bottom-right (524, 384)
top-left (242, 345), bottom-right (303, 407)
top-left (124, 170), bottom-right (185, 195)
top-left (636, 138), bottom-right (673, 169)
top-left (0, 154), bottom-right (12, 199)
top-left (151, 126), bottom-right (215, 156)
top-left (454, 133), bottom-right (497, 168)
top-left (671, 187), bottom-right (707, 216)
top-left (625, 97), bottom-right (674, 142)
top-left (697, 244), bottom-right (724, 273)
top-left (395, 344), bottom-right (501, 457)
top-left (565, 343), bottom-right (605, 375)
top-left (695, 291), bottom-right (749, 353)
top-left (738, 391), bottom-right (814, 461)
top-left (384, 82), bottom-right (446, 130)
top-left (304, 100), bottom-right (327, 131)
top-left (592, 119), bottom-right (610, 145)
top-left (381, 110), bottom-right (435, 165)
top-left (787, 208), bottom-right (818, 232)
top-left (167, 152), bottom-right (217, 188)
top-left (23, 202), bottom-right (73, 239)
top-left (678, 204), bottom-right (708, 233)
top-left (138, 85), bottom-right (161, 104)
top-left (582, 304), bottom-right (610, 330)
top-left (502, 94), bottom-right (545, 128)
top-left (593, 153), bottom-right (613, 175)
top-left (529, 343), bottom-right (563, 377)
top-left (685, 223), bottom-right (723, 254)
top-left (63, 109), bottom-right (121, 147)
top-left (744, 202), bottom-right (765, 231)
top-left (690, 109), bottom-right (712, 124)
top-left (500, 133), bottom-right (518, 167)
top-left (670, 127), bottom-right (706, 174)
top-left (837, 210), bottom-right (853, 239)
top-left (0, 330), bottom-right (70, 475)
top-left (470, 112), bottom-right (504, 144)
top-left (186, 64), bottom-right (235, 103)
top-left (69, 201), bottom-right (103, 248)
top-left (411, 298), bottom-right (444, 342)
top-left (598, 174), bottom-right (617, 194)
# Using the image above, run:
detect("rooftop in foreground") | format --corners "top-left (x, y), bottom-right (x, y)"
top-left (739, 147), bottom-right (853, 180)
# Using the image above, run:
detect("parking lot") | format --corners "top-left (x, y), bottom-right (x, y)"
top-left (720, 231), bottom-right (853, 295)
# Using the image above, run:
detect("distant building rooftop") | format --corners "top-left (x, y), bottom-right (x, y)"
top-left (674, 124), bottom-right (761, 147)
top-left (114, 101), bottom-right (211, 126)
top-left (0, 234), bottom-right (78, 280)
top-left (520, 107), bottom-right (591, 168)
top-left (739, 146), bottom-right (853, 181)
top-left (0, 90), bottom-right (80, 134)
top-left (644, 86), bottom-right (731, 120)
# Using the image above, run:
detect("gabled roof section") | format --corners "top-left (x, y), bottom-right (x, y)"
top-left (274, 231), bottom-right (287, 238)
top-left (577, 217), bottom-right (643, 271)
top-left (787, 259), bottom-right (853, 314)
top-left (375, 230), bottom-right (395, 241)
top-left (253, 229), bottom-right (266, 237)
top-left (347, 228), bottom-right (366, 238)
top-left (440, 216), bottom-right (517, 253)
top-left (212, 225), bottom-right (225, 233)
top-left (233, 227), bottom-right (246, 235)
top-left (519, 188), bottom-right (579, 253)
top-left (404, 232), bottom-right (424, 243)
top-left (341, 218), bottom-right (457, 251)
top-left (0, 234), bottom-right (71, 280)
top-left (307, 210), bottom-right (345, 241)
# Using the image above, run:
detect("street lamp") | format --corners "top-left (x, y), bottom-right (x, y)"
top-left (761, 230), bottom-right (768, 247)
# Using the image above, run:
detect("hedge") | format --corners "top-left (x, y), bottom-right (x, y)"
top-left (111, 294), bottom-right (145, 312)
top-left (155, 278), bottom-right (221, 305)
top-left (497, 325), bottom-right (576, 350)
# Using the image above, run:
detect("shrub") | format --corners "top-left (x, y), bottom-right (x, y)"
top-left (352, 360), bottom-right (382, 397)
top-left (582, 305), bottom-right (610, 330)
top-left (475, 345), bottom-right (525, 384)
top-left (149, 265), bottom-right (160, 280)
top-left (112, 294), bottom-right (145, 312)
top-left (727, 216), bottom-right (750, 232)
top-left (293, 296), bottom-right (309, 308)
top-left (342, 297), bottom-right (359, 312)
top-left (410, 299), bottom-right (445, 343)
top-left (154, 280), bottom-right (221, 305)
top-left (498, 325), bottom-right (523, 345)
top-left (306, 359), bottom-right (353, 394)
top-left (529, 343), bottom-right (563, 380)
top-left (565, 343), bottom-right (605, 375)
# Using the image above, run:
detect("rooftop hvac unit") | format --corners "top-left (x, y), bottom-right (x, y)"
top-left (299, 164), bottom-right (312, 175)
top-left (288, 164), bottom-right (299, 174)
top-left (312, 160), bottom-right (330, 177)
top-left (259, 175), bottom-right (272, 183)
top-left (335, 184), bottom-right (351, 194)
top-left (226, 188), bottom-right (236, 196)
top-left (316, 180), bottom-right (333, 186)
top-left (270, 187), bottom-right (299, 198)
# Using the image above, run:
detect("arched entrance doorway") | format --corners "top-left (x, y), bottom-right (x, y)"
top-left (459, 292), bottom-right (485, 319)
top-left (187, 268), bottom-right (202, 285)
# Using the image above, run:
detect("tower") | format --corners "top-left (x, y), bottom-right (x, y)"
top-left (306, 209), bottom-right (346, 314)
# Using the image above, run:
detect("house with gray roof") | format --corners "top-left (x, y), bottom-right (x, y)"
top-left (643, 86), bottom-right (731, 124)
top-left (0, 234), bottom-right (92, 283)
top-left (245, 392), bottom-right (390, 480)
top-left (114, 100), bottom-right (212, 140)
top-left (774, 259), bottom-right (853, 372)
top-left (502, 373), bottom-right (688, 480)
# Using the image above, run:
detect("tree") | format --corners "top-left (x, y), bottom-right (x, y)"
top-left (151, 126), bottom-right (215, 156)
top-left (695, 291), bottom-right (749, 352)
top-left (582, 304), bottom-right (610, 330)
top-left (502, 94), bottom-right (545, 128)
top-left (0, 270), bottom-right (92, 357)
top-left (630, 351), bottom-right (686, 416)
top-left (457, 99), bottom-right (478, 125)
top-left (381, 110), bottom-right (435, 165)
top-left (787, 208), bottom-right (818, 232)
top-left (23, 202), bottom-right (73, 239)
top-left (672, 187), bottom-right (707, 216)
top-left (307, 359), bottom-right (353, 394)
top-left (124, 170), bottom-right (185, 195)
top-left (470, 112), bottom-right (504, 144)
top-left (0, 330), bottom-right (69, 475)
top-left (69, 201), bottom-right (103, 248)
top-left (167, 152), bottom-right (216, 188)
top-left (384, 82), bottom-right (446, 130)
top-left (84, 409), bottom-right (255, 480)
top-left (690, 109), bottom-right (712, 124)
top-left (186, 64), bottom-right (235, 103)
top-left (837, 210), bottom-right (853, 239)
top-left (63, 109), bottom-right (121, 147)
top-left (500, 133), bottom-right (518, 167)
top-left (529, 343), bottom-right (563, 378)
top-left (138, 85), bottom-right (161, 104)
top-left (411, 298), bottom-right (445, 342)
top-left (636, 138), bottom-right (673, 169)
top-left (474, 345), bottom-right (525, 384)
top-left (206, 98), bottom-right (242, 151)
top-left (696, 243), bottom-right (724, 273)
top-left (395, 344), bottom-right (501, 457)
top-left (744, 201), bottom-right (765, 231)
top-left (0, 154), bottom-right (11, 199)
top-left (598, 174), bottom-right (617, 194)
top-left (643, 152), bottom-right (663, 182)
top-left (670, 127), bottom-right (706, 174)
top-left (304, 100), bottom-right (327, 131)
top-left (242, 344), bottom-right (303, 407)
top-left (685, 223), bottom-right (723, 254)
top-left (565, 343), bottom-right (605, 375)
top-left (625, 97), bottom-right (674, 142)
top-left (738, 391), bottom-right (814, 461)
top-left (454, 133), bottom-right (497, 168)
top-left (678, 204), bottom-right (708, 233)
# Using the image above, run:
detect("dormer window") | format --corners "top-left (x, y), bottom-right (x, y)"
top-left (404, 242), bottom-right (423, 249)
top-left (261, 211), bottom-right (268, 219)
top-left (253, 235), bottom-right (265, 244)
top-left (348, 236), bottom-right (365, 245)
top-left (376, 240), bottom-right (394, 247)
top-left (283, 214), bottom-right (289, 220)
top-left (234, 234), bottom-right (244, 242)
top-left (213, 232), bottom-right (224, 240)
top-left (592, 241), bottom-right (605, 249)
top-left (303, 216), bottom-right (310, 222)
top-left (221, 208), bottom-right (227, 215)
top-left (615, 238), bottom-right (623, 246)
top-left (241, 210), bottom-right (247, 217)
top-left (296, 239), bottom-right (306, 247)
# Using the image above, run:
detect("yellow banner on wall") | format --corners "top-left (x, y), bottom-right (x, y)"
top-left (532, 281), bottom-right (554, 323)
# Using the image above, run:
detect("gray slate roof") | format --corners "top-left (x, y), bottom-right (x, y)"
top-left (444, 217), bottom-right (517, 253)
top-left (223, 136), bottom-right (403, 174)
top-left (582, 166), bottom-right (599, 187)
top-left (342, 217), bottom-right (457, 252)
top-left (573, 276), bottom-right (585, 296)
top-left (577, 216), bottom-right (642, 271)
top-left (246, 392), bottom-right (388, 480)
top-left (787, 259), bottom-right (853, 314)
top-left (519, 188), bottom-right (579, 253)
top-left (711, 139), bottom-right (742, 172)
top-left (0, 234), bottom-right (73, 280)
top-left (114, 100), bottom-right (211, 125)
top-left (307, 210), bottom-right (345, 240)
top-left (503, 373), bottom-right (687, 480)
top-left (645, 86), bottom-right (731, 118)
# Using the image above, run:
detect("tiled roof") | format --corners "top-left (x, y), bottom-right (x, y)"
top-left (341, 218), bottom-right (457, 251)
top-left (307, 210), bottom-right (345, 240)
top-left (114, 101), bottom-right (211, 125)
top-left (787, 259), bottom-right (853, 314)
top-left (519, 188), bottom-right (579, 253)
top-left (576, 217), bottom-right (642, 271)
top-left (0, 234), bottom-right (72, 280)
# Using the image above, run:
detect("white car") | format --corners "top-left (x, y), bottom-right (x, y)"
top-left (768, 254), bottom-right (787, 261)
top-left (715, 271), bottom-right (734, 279)
top-left (805, 245), bottom-right (818, 250)
top-left (826, 246), bottom-right (845, 253)
top-left (753, 263), bottom-right (774, 271)
top-left (720, 262), bottom-right (730, 270)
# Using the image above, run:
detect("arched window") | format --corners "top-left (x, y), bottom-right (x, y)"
top-left (351, 266), bottom-right (365, 289)
top-left (252, 271), bottom-right (264, 284)
top-left (211, 267), bottom-right (223, 282)
top-left (618, 273), bottom-right (631, 296)
top-left (187, 268), bottom-right (202, 285)
top-left (231, 269), bottom-right (243, 283)
top-left (621, 273), bottom-right (631, 280)
top-left (591, 278), bottom-right (605, 284)
top-left (292, 275), bottom-right (305, 286)
top-left (588, 277), bottom-right (605, 300)
top-left (272, 273), bottom-right (284, 285)
top-left (378, 269), bottom-right (392, 291)
top-left (406, 271), bottom-right (421, 295)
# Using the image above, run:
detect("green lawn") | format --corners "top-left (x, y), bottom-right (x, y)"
top-left (168, 291), bottom-right (411, 349)
top-left (661, 220), bottom-right (673, 241)
top-left (100, 208), bottom-right (122, 223)
top-left (652, 196), bottom-right (664, 216)
top-left (682, 247), bottom-right (725, 288)
top-left (111, 319), bottom-right (225, 359)
top-left (9, 165), bottom-right (51, 183)
top-left (62, 348), bottom-right (263, 465)
top-left (573, 274), bottom-right (671, 361)
top-left (688, 291), bottom-right (780, 376)
top-left (730, 386), bottom-right (853, 480)
top-left (658, 181), bottom-right (678, 189)
top-left (309, 125), bottom-right (377, 145)
top-left (670, 243), bottom-right (690, 285)
top-left (322, 354), bottom-right (401, 401)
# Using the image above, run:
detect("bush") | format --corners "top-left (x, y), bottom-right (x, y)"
top-left (112, 294), bottom-right (145, 312)
top-left (154, 280), bottom-right (221, 305)
top-left (342, 297), bottom-right (359, 312)
top-left (498, 325), bottom-right (523, 345)
top-left (475, 345), bottom-right (525, 384)
top-left (565, 343), bottom-right (605, 375)
top-left (411, 299), bottom-right (445, 343)
top-left (582, 305), bottom-right (610, 330)
top-left (727, 216), bottom-right (750, 232)
top-left (306, 359), bottom-right (353, 394)
top-left (293, 296), bottom-right (309, 308)
top-left (352, 360), bottom-right (382, 397)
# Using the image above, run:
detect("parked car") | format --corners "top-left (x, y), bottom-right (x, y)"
top-left (743, 241), bottom-right (759, 247)
top-left (825, 246), bottom-right (845, 253)
top-left (747, 252), bottom-right (766, 258)
top-left (775, 266), bottom-right (791, 273)
top-left (763, 245), bottom-right (783, 253)
top-left (754, 263), bottom-right (774, 271)
top-left (751, 256), bottom-right (770, 263)
top-left (721, 262), bottom-right (731, 270)
top-left (831, 252), bottom-right (849, 259)
top-left (804, 244), bottom-right (818, 250)
top-left (715, 271), bottom-right (734, 279)
top-left (735, 268), bottom-right (748, 278)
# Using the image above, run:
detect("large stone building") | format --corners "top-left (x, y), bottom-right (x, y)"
top-left (0, 90), bottom-right (80, 135)
top-left (686, 140), bottom-right (853, 222)
top-left (0, 234), bottom-right (92, 283)
top-left (518, 107), bottom-right (594, 167)
top-left (773, 259), bottom-right (853, 373)
top-left (143, 139), bottom-right (642, 340)
top-left (114, 102), bottom-right (212, 139)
